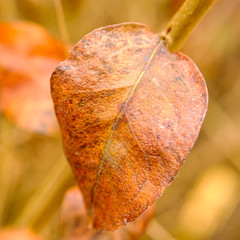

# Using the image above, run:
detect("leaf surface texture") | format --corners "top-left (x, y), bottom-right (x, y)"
top-left (51, 23), bottom-right (208, 230)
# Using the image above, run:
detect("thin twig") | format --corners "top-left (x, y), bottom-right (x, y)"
top-left (0, 119), bottom-right (22, 226)
top-left (53, 0), bottom-right (70, 46)
top-left (15, 155), bottom-right (74, 230)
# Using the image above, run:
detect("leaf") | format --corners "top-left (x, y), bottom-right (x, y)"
top-left (0, 21), bottom-right (67, 135)
top-left (60, 186), bottom-right (154, 240)
top-left (51, 22), bottom-right (208, 230)
top-left (0, 228), bottom-right (45, 240)
top-left (60, 186), bottom-right (91, 239)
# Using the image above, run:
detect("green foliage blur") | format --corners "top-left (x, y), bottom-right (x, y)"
top-left (0, 0), bottom-right (240, 239)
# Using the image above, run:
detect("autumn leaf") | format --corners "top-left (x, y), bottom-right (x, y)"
top-left (0, 228), bottom-right (45, 240)
top-left (51, 22), bottom-right (208, 230)
top-left (0, 21), bottom-right (67, 135)
top-left (60, 186), bottom-right (91, 239)
top-left (60, 186), bottom-right (154, 240)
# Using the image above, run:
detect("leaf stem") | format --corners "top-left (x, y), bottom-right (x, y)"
top-left (53, 0), bottom-right (70, 46)
top-left (15, 156), bottom-right (74, 230)
top-left (0, 118), bottom-right (23, 226)
top-left (162, 0), bottom-right (218, 52)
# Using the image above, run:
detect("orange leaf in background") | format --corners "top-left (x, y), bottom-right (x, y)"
top-left (0, 21), bottom-right (67, 135)
top-left (51, 23), bottom-right (208, 230)
top-left (61, 186), bottom-right (91, 239)
top-left (60, 186), bottom-right (154, 240)
top-left (0, 228), bottom-right (45, 240)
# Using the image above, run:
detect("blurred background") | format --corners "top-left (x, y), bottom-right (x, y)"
top-left (0, 0), bottom-right (240, 239)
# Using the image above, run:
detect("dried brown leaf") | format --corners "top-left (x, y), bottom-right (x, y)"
top-left (0, 21), bottom-right (67, 135)
top-left (60, 186), bottom-right (91, 239)
top-left (60, 186), bottom-right (154, 240)
top-left (51, 22), bottom-right (208, 230)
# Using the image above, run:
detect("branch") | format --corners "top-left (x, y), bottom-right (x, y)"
top-left (162, 0), bottom-right (218, 52)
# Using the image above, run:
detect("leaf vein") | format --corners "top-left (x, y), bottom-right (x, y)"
top-left (91, 38), bottom-right (162, 212)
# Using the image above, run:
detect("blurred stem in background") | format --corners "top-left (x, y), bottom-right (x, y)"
top-left (0, 0), bottom-right (18, 20)
top-left (0, 120), bottom-right (23, 226)
top-left (53, 0), bottom-right (70, 50)
top-left (162, 0), bottom-right (218, 52)
top-left (14, 156), bottom-right (74, 231)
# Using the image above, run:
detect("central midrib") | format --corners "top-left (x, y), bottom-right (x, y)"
top-left (90, 37), bottom-right (162, 214)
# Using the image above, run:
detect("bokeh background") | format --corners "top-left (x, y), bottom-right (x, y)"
top-left (0, 0), bottom-right (240, 239)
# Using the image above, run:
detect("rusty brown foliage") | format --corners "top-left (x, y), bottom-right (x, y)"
top-left (51, 23), bottom-right (208, 230)
top-left (60, 186), bottom-right (154, 240)
top-left (0, 21), bottom-right (67, 135)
